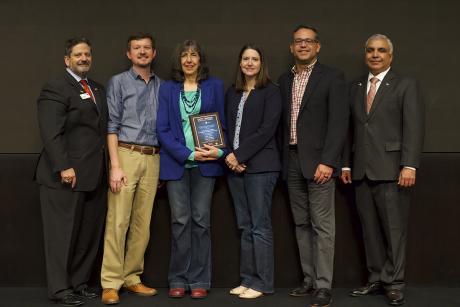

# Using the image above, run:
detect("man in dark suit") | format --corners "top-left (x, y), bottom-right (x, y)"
top-left (278, 25), bottom-right (348, 307)
top-left (341, 34), bottom-right (424, 306)
top-left (36, 37), bottom-right (108, 306)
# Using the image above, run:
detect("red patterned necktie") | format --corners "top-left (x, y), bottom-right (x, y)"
top-left (366, 77), bottom-right (379, 114)
top-left (80, 79), bottom-right (95, 102)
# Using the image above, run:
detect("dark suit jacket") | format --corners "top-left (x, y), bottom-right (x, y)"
top-left (278, 62), bottom-right (348, 180)
top-left (344, 69), bottom-right (424, 181)
top-left (35, 71), bottom-right (108, 191)
top-left (157, 77), bottom-right (227, 180)
top-left (225, 82), bottom-right (282, 173)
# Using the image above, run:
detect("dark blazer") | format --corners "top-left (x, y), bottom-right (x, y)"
top-left (278, 62), bottom-right (349, 180)
top-left (344, 69), bottom-right (424, 180)
top-left (225, 82), bottom-right (281, 173)
top-left (35, 71), bottom-right (108, 191)
top-left (157, 77), bottom-right (227, 180)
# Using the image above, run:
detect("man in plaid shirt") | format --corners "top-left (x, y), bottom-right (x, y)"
top-left (278, 25), bottom-right (348, 307)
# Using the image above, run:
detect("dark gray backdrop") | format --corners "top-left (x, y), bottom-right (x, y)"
top-left (0, 0), bottom-right (459, 153)
top-left (1, 0), bottom-right (459, 289)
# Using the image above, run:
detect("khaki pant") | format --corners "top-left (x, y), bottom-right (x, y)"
top-left (101, 146), bottom-right (160, 289)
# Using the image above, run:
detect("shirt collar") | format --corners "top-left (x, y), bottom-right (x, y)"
top-left (66, 68), bottom-right (88, 83)
top-left (129, 66), bottom-right (156, 81)
top-left (291, 59), bottom-right (317, 75)
top-left (368, 66), bottom-right (391, 83)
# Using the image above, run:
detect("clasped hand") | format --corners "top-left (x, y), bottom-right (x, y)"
top-left (194, 144), bottom-right (219, 161)
top-left (225, 152), bottom-right (246, 173)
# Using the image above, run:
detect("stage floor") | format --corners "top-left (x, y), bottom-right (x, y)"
top-left (1, 287), bottom-right (459, 307)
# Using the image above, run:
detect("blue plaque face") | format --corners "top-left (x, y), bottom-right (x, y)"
top-left (189, 112), bottom-right (225, 148)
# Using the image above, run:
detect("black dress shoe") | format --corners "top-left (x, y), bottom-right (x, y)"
top-left (310, 288), bottom-right (332, 307)
top-left (386, 289), bottom-right (405, 306)
top-left (75, 287), bottom-right (99, 299)
top-left (349, 281), bottom-right (383, 297)
top-left (289, 282), bottom-right (314, 297)
top-left (53, 294), bottom-right (85, 306)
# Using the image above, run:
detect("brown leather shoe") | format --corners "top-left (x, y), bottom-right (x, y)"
top-left (124, 283), bottom-right (157, 296)
top-left (101, 289), bottom-right (119, 305)
top-left (191, 288), bottom-right (207, 299)
top-left (169, 288), bottom-right (185, 298)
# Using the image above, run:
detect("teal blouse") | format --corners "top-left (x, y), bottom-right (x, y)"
top-left (179, 90), bottom-right (223, 168)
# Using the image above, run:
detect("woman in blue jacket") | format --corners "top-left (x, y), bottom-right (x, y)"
top-left (157, 40), bottom-right (226, 299)
top-left (225, 44), bottom-right (281, 299)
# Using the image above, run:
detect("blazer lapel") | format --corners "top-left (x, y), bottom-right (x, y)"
top-left (199, 80), bottom-right (211, 113)
top-left (285, 73), bottom-right (294, 127)
top-left (354, 76), bottom-right (367, 120)
top-left (172, 82), bottom-right (183, 129)
top-left (367, 70), bottom-right (396, 119)
top-left (89, 80), bottom-right (102, 115)
top-left (299, 63), bottom-right (323, 115)
top-left (64, 72), bottom-right (99, 114)
top-left (64, 71), bottom-right (82, 92)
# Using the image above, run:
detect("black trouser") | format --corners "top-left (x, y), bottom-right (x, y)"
top-left (354, 177), bottom-right (410, 290)
top-left (40, 184), bottom-right (107, 299)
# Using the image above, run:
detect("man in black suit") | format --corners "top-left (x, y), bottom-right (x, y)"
top-left (36, 37), bottom-right (108, 306)
top-left (278, 25), bottom-right (348, 307)
top-left (341, 34), bottom-right (424, 306)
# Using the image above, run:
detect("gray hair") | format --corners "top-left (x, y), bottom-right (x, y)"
top-left (365, 34), bottom-right (394, 54)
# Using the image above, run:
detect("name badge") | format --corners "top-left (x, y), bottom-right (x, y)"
top-left (80, 93), bottom-right (91, 99)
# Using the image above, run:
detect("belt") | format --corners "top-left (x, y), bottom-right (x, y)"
top-left (118, 142), bottom-right (160, 155)
top-left (289, 144), bottom-right (298, 150)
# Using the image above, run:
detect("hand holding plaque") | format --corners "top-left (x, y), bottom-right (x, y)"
top-left (189, 112), bottom-right (225, 149)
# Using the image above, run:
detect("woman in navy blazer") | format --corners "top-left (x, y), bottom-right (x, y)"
top-left (225, 44), bottom-right (282, 298)
top-left (157, 40), bottom-right (226, 299)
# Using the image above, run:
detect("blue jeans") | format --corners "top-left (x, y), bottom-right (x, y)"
top-left (166, 167), bottom-right (215, 290)
top-left (227, 171), bottom-right (278, 293)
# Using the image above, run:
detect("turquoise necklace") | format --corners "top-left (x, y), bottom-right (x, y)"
top-left (181, 86), bottom-right (200, 114)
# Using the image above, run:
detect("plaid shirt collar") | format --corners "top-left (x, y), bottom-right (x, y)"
top-left (291, 59), bottom-right (317, 75)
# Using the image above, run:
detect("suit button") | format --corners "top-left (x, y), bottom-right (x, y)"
top-left (364, 123), bottom-right (368, 127)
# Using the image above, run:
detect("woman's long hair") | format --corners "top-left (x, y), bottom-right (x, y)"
top-left (171, 40), bottom-right (209, 82)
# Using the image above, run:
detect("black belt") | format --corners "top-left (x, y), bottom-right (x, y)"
top-left (289, 144), bottom-right (298, 150)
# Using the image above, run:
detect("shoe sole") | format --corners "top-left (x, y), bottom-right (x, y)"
top-left (168, 294), bottom-right (185, 298)
top-left (124, 289), bottom-right (157, 297)
top-left (289, 293), bottom-right (310, 297)
top-left (56, 303), bottom-right (84, 307)
top-left (74, 294), bottom-right (98, 300)
top-left (101, 300), bottom-right (119, 305)
top-left (389, 299), bottom-right (405, 306)
top-left (238, 294), bottom-right (264, 299)
top-left (310, 298), bottom-right (332, 307)
top-left (349, 291), bottom-right (384, 297)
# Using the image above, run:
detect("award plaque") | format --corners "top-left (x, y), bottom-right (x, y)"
top-left (189, 112), bottom-right (225, 148)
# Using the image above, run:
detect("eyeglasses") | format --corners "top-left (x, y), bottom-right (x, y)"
top-left (293, 38), bottom-right (318, 46)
